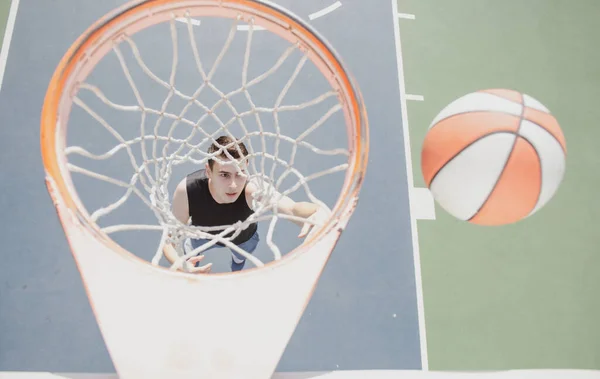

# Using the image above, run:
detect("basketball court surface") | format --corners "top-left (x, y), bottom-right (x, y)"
top-left (1, 0), bottom-right (599, 378)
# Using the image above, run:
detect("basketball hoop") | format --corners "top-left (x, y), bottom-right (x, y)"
top-left (40, 1), bottom-right (368, 378)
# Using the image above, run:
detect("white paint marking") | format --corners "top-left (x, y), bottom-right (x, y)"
top-left (173, 18), bottom-right (266, 31)
top-left (398, 13), bottom-right (416, 20)
top-left (391, 0), bottom-right (429, 370)
top-left (411, 188), bottom-right (436, 220)
top-left (175, 17), bottom-right (201, 26)
top-left (237, 25), bottom-right (266, 31)
top-left (308, 1), bottom-right (342, 21)
top-left (0, 0), bottom-right (21, 93)
top-left (174, 17), bottom-right (267, 32)
top-left (406, 94), bottom-right (425, 101)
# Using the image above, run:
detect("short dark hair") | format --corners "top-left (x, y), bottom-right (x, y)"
top-left (207, 135), bottom-right (249, 170)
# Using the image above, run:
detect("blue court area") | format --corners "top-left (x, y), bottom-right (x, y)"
top-left (0, 0), bottom-right (423, 376)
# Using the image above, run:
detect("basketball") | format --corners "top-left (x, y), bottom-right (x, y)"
top-left (421, 89), bottom-right (567, 226)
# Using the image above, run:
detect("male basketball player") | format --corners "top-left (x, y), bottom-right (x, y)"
top-left (163, 135), bottom-right (328, 274)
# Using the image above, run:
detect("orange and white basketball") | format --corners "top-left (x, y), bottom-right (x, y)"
top-left (421, 89), bottom-right (567, 226)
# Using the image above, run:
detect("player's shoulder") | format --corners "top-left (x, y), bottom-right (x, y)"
top-left (174, 177), bottom-right (187, 197)
top-left (176, 169), bottom-right (206, 195)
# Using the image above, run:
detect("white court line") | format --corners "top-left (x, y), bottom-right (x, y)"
top-left (308, 1), bottom-right (342, 21)
top-left (0, 0), bottom-right (21, 93)
top-left (175, 17), bottom-right (201, 26)
top-left (391, 0), bottom-right (429, 370)
top-left (174, 17), bottom-right (265, 31)
top-left (398, 13), bottom-right (416, 20)
top-left (237, 25), bottom-right (266, 31)
top-left (406, 94), bottom-right (424, 101)
top-left (411, 188), bottom-right (436, 220)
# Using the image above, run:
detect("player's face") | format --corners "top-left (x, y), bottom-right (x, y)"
top-left (206, 159), bottom-right (249, 204)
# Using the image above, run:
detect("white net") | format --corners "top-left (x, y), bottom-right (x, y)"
top-left (63, 12), bottom-right (352, 273)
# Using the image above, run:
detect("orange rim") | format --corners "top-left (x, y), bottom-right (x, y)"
top-left (40, 0), bottom-right (369, 272)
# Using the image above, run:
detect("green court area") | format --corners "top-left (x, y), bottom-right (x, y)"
top-left (399, 0), bottom-right (600, 371)
top-left (0, 0), bottom-right (11, 49)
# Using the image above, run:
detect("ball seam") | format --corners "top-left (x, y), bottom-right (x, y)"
top-left (467, 93), bottom-right (526, 222)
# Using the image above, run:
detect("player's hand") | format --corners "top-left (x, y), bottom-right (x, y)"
top-left (185, 255), bottom-right (213, 274)
top-left (298, 206), bottom-right (331, 239)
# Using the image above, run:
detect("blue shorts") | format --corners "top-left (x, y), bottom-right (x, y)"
top-left (185, 231), bottom-right (260, 271)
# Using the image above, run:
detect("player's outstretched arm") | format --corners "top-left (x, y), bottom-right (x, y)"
top-left (163, 179), bottom-right (212, 273)
top-left (163, 179), bottom-right (190, 265)
top-left (246, 180), bottom-right (329, 239)
top-left (291, 201), bottom-right (329, 238)
top-left (172, 178), bottom-right (190, 225)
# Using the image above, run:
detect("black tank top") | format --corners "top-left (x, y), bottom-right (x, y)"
top-left (186, 169), bottom-right (257, 246)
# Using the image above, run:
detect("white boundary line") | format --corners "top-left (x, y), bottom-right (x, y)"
top-left (309, 1), bottom-right (342, 21)
top-left (391, 0), bottom-right (429, 370)
top-left (0, 0), bottom-right (21, 93)
top-left (398, 13), bottom-right (416, 20)
top-left (174, 17), bottom-right (267, 31)
top-left (175, 17), bottom-right (201, 26)
top-left (406, 94), bottom-right (425, 101)
top-left (237, 25), bottom-right (266, 31)
top-left (411, 188), bottom-right (436, 220)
